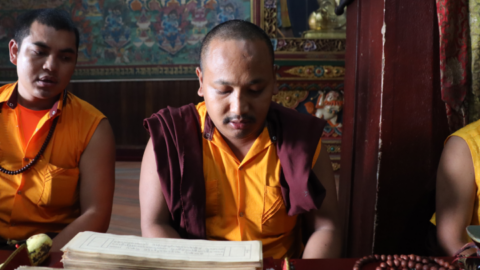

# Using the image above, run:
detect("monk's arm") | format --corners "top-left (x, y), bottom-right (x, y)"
top-left (436, 136), bottom-right (476, 255)
top-left (51, 119), bottom-right (115, 251)
top-left (139, 138), bottom-right (180, 238)
top-left (302, 143), bottom-right (342, 258)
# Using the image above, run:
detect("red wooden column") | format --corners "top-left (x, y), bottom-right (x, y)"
top-left (340, 0), bottom-right (450, 257)
top-left (339, 0), bottom-right (386, 257)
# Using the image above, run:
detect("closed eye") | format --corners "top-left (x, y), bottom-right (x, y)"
top-left (32, 50), bottom-right (47, 56)
top-left (250, 88), bottom-right (264, 94)
top-left (215, 89), bottom-right (230, 95)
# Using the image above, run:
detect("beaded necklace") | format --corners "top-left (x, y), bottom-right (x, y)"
top-left (0, 89), bottom-right (67, 175)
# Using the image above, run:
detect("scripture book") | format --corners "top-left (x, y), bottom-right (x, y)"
top-left (60, 231), bottom-right (263, 270)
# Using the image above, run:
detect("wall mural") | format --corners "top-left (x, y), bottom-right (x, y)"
top-left (272, 85), bottom-right (344, 138)
top-left (0, 0), bottom-right (251, 81)
top-left (272, 88), bottom-right (344, 175)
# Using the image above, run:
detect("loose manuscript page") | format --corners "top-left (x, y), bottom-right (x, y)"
top-left (62, 232), bottom-right (262, 263)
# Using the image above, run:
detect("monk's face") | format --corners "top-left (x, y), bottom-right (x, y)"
top-left (9, 21), bottom-right (77, 109)
top-left (197, 38), bottom-right (277, 142)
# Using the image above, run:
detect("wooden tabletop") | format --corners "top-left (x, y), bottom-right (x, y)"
top-left (0, 250), bottom-right (371, 270)
top-left (2, 250), bottom-right (449, 270)
top-left (265, 257), bottom-right (364, 270)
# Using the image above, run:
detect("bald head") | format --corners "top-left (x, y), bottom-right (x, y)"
top-left (199, 20), bottom-right (274, 70)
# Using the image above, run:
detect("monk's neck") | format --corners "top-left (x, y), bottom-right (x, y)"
top-left (17, 88), bottom-right (58, 111)
top-left (223, 137), bottom-right (255, 162)
top-left (218, 121), bottom-right (267, 162)
top-left (221, 125), bottom-right (265, 162)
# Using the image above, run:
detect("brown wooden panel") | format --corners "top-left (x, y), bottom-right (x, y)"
top-left (66, 80), bottom-right (203, 155)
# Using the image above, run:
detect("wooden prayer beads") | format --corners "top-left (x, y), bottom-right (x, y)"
top-left (0, 89), bottom-right (67, 176)
top-left (353, 254), bottom-right (458, 270)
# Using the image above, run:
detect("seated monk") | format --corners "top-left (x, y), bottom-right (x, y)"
top-left (139, 20), bottom-right (341, 259)
top-left (436, 120), bottom-right (480, 255)
top-left (0, 9), bottom-right (115, 251)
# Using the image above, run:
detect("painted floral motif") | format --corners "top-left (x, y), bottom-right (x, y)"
top-left (284, 65), bottom-right (345, 79)
top-left (303, 40), bottom-right (317, 51)
top-left (276, 39), bottom-right (287, 50)
top-left (272, 90), bottom-right (309, 109)
top-left (265, 0), bottom-right (276, 9)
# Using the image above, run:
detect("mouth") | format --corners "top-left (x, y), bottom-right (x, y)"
top-left (228, 120), bottom-right (253, 130)
top-left (223, 115), bottom-right (257, 130)
top-left (36, 76), bottom-right (58, 87)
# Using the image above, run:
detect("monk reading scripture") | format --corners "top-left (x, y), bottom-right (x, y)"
top-left (436, 120), bottom-right (480, 255)
top-left (139, 20), bottom-right (341, 259)
top-left (0, 9), bottom-right (115, 251)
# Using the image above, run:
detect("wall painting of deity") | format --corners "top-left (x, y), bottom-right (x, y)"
top-left (0, 0), bottom-right (252, 81)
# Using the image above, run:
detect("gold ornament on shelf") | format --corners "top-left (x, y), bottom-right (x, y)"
top-left (302, 0), bottom-right (346, 39)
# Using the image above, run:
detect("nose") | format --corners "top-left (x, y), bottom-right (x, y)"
top-left (42, 55), bottom-right (57, 72)
top-left (229, 89), bottom-right (249, 116)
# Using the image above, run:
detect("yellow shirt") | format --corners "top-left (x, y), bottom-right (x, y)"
top-left (431, 119), bottom-right (480, 226)
top-left (197, 102), bottom-right (322, 259)
top-left (0, 82), bottom-right (105, 240)
top-left (446, 120), bottom-right (480, 226)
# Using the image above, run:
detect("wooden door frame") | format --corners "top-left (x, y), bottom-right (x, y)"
top-left (340, 0), bottom-right (449, 257)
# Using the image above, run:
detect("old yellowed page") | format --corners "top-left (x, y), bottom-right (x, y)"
top-left (62, 232), bottom-right (262, 263)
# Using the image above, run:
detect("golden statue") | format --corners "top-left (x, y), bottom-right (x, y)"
top-left (302, 0), bottom-right (346, 39)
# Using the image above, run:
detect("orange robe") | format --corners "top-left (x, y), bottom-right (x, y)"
top-left (0, 82), bottom-right (105, 240)
top-left (197, 102), bottom-right (322, 259)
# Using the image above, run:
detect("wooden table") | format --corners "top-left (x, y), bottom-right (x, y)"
top-left (265, 257), bottom-right (366, 270)
top-left (0, 250), bottom-right (450, 270)
top-left (0, 250), bottom-right (371, 269)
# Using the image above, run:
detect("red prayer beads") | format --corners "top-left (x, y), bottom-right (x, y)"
top-left (353, 254), bottom-right (458, 270)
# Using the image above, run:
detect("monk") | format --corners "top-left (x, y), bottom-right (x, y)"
top-left (139, 20), bottom-right (341, 259)
top-left (436, 120), bottom-right (480, 255)
top-left (0, 9), bottom-right (115, 251)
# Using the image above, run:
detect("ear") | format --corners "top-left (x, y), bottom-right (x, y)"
top-left (196, 67), bottom-right (204, 97)
top-left (9, 39), bottom-right (19, 66)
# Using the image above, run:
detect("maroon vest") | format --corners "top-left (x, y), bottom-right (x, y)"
top-left (144, 102), bottom-right (327, 239)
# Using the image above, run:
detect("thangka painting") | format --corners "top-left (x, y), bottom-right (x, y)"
top-left (0, 0), bottom-right (251, 81)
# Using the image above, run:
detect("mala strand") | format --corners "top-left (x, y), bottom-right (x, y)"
top-left (0, 116), bottom-right (59, 175)
top-left (0, 90), bottom-right (67, 175)
top-left (353, 254), bottom-right (458, 270)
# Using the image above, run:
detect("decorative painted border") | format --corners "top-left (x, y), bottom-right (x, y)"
top-left (276, 65), bottom-right (345, 80)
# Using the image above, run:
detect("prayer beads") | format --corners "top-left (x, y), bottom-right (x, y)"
top-left (353, 254), bottom-right (458, 270)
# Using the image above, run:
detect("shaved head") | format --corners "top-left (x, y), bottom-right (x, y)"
top-left (199, 20), bottom-right (274, 70)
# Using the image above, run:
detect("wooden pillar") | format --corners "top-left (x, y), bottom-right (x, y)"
top-left (340, 0), bottom-right (450, 257)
